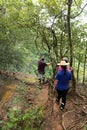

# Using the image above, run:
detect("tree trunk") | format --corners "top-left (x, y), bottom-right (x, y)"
top-left (77, 55), bottom-right (80, 82)
top-left (67, 0), bottom-right (76, 93)
top-left (83, 43), bottom-right (87, 83)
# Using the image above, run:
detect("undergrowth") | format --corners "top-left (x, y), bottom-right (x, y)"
top-left (0, 106), bottom-right (44, 130)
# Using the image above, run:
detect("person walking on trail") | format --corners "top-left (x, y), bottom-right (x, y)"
top-left (53, 60), bottom-right (72, 110)
top-left (38, 57), bottom-right (52, 83)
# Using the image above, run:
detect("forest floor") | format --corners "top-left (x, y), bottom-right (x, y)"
top-left (0, 71), bottom-right (87, 130)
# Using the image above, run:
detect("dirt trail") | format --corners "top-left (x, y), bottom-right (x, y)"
top-left (0, 73), bottom-right (87, 130)
top-left (0, 73), bottom-right (63, 129)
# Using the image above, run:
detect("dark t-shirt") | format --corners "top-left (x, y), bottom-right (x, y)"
top-left (38, 60), bottom-right (47, 74)
top-left (55, 70), bottom-right (72, 90)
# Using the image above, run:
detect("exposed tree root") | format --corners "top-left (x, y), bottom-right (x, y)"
top-left (66, 115), bottom-right (87, 130)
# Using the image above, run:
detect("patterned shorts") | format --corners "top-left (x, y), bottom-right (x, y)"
top-left (38, 72), bottom-right (45, 79)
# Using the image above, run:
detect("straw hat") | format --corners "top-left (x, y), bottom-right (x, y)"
top-left (57, 61), bottom-right (69, 66)
top-left (62, 57), bottom-right (68, 63)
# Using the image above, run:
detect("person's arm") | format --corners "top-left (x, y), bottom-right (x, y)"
top-left (46, 62), bottom-right (52, 66)
top-left (69, 72), bottom-right (72, 87)
top-left (53, 71), bottom-right (60, 89)
top-left (53, 79), bottom-right (58, 89)
top-left (69, 80), bottom-right (72, 88)
top-left (70, 66), bottom-right (73, 72)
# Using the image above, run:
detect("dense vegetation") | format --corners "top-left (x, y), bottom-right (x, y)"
top-left (0, 0), bottom-right (87, 84)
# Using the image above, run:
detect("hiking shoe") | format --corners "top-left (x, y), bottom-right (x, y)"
top-left (60, 103), bottom-right (65, 110)
top-left (60, 106), bottom-right (64, 110)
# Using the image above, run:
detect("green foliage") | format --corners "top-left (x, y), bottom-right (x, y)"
top-left (0, 0), bottom-right (86, 82)
top-left (1, 106), bottom-right (44, 130)
top-left (84, 125), bottom-right (87, 130)
top-left (0, 44), bottom-right (28, 71)
top-left (1, 109), bottom-right (22, 130)
top-left (38, 0), bottom-right (66, 16)
top-left (22, 106), bottom-right (44, 130)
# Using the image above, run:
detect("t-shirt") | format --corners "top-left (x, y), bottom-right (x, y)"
top-left (38, 60), bottom-right (47, 74)
top-left (55, 70), bottom-right (72, 90)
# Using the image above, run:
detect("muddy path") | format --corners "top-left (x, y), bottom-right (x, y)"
top-left (0, 75), bottom-right (16, 103)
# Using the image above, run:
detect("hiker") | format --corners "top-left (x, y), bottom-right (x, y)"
top-left (58, 57), bottom-right (73, 72)
top-left (38, 57), bottom-right (52, 83)
top-left (53, 60), bottom-right (72, 110)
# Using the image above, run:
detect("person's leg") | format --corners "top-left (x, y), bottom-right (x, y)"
top-left (62, 89), bottom-right (69, 104)
top-left (60, 89), bottom-right (69, 109)
top-left (42, 74), bottom-right (45, 83)
top-left (38, 72), bottom-right (41, 83)
top-left (56, 90), bottom-right (62, 104)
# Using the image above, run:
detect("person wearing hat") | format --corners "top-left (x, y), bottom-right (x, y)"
top-left (38, 57), bottom-right (52, 83)
top-left (58, 57), bottom-right (73, 71)
top-left (53, 60), bottom-right (72, 110)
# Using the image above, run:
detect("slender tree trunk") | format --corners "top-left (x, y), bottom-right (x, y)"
top-left (67, 0), bottom-right (72, 66)
top-left (67, 0), bottom-right (76, 93)
top-left (40, 28), bottom-right (58, 78)
top-left (51, 29), bottom-right (59, 77)
top-left (60, 33), bottom-right (63, 59)
top-left (83, 43), bottom-right (87, 83)
top-left (77, 56), bottom-right (80, 82)
top-left (60, 13), bottom-right (63, 59)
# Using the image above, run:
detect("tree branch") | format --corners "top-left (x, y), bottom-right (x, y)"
top-left (74, 0), bottom-right (82, 9)
top-left (51, 9), bottom-right (65, 29)
top-left (72, 3), bottom-right (87, 19)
